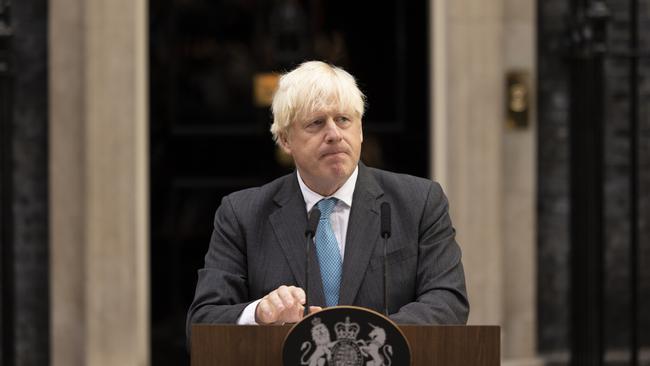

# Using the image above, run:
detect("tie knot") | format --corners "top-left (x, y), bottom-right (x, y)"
top-left (317, 198), bottom-right (338, 218)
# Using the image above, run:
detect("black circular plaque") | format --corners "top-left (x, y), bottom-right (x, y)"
top-left (282, 306), bottom-right (411, 366)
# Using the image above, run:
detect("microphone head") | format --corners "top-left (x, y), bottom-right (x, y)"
top-left (306, 208), bottom-right (321, 237)
top-left (380, 202), bottom-right (391, 238)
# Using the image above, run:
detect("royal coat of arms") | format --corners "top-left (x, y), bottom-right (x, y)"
top-left (298, 317), bottom-right (393, 366)
top-left (283, 306), bottom-right (410, 366)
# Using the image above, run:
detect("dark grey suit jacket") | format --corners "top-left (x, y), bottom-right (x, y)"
top-left (186, 163), bottom-right (469, 339)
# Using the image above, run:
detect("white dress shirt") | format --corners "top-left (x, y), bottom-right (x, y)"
top-left (236, 166), bottom-right (359, 324)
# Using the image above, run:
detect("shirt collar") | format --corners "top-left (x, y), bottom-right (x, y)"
top-left (297, 165), bottom-right (359, 212)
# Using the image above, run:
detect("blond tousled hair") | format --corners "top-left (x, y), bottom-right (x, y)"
top-left (270, 61), bottom-right (366, 144)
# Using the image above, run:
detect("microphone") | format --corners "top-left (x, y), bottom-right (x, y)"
top-left (304, 208), bottom-right (321, 316)
top-left (380, 202), bottom-right (391, 316)
top-left (381, 202), bottom-right (391, 239)
top-left (306, 208), bottom-right (321, 237)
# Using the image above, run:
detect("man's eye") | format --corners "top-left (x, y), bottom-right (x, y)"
top-left (336, 116), bottom-right (350, 123)
top-left (306, 119), bottom-right (323, 129)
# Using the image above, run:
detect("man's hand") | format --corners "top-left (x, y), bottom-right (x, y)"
top-left (255, 285), bottom-right (322, 325)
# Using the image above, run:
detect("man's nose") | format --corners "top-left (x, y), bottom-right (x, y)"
top-left (324, 118), bottom-right (342, 142)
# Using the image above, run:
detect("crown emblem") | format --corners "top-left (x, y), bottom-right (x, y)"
top-left (311, 317), bottom-right (322, 326)
top-left (334, 317), bottom-right (360, 340)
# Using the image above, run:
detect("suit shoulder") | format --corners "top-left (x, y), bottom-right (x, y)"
top-left (222, 173), bottom-right (294, 208)
top-left (366, 167), bottom-right (441, 195)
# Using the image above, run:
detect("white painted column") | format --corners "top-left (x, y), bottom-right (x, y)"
top-left (501, 0), bottom-right (539, 364)
top-left (432, 0), bottom-right (506, 326)
top-left (50, 0), bottom-right (149, 364)
top-left (430, 0), bottom-right (541, 364)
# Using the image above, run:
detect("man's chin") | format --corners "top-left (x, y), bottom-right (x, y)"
top-left (325, 164), bottom-right (353, 180)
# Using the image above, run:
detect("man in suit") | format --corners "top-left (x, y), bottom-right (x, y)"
top-left (186, 61), bottom-right (468, 336)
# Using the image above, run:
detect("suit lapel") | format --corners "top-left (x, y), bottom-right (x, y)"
top-left (269, 173), bottom-right (327, 307)
top-left (338, 163), bottom-right (383, 305)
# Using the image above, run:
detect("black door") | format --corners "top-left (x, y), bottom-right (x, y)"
top-left (150, 1), bottom-right (429, 363)
top-left (537, 0), bottom-right (650, 364)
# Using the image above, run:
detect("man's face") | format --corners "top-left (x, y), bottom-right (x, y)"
top-left (280, 106), bottom-right (363, 195)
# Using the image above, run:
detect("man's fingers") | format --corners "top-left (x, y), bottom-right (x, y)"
top-left (308, 306), bottom-right (323, 314)
top-left (277, 286), bottom-right (305, 307)
top-left (256, 300), bottom-right (277, 324)
top-left (283, 305), bottom-right (322, 325)
top-left (267, 291), bottom-right (285, 312)
top-left (257, 285), bottom-right (309, 325)
top-left (276, 286), bottom-right (297, 308)
top-left (289, 286), bottom-right (306, 304)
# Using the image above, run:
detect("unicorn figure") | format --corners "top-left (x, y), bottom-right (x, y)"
top-left (359, 323), bottom-right (393, 366)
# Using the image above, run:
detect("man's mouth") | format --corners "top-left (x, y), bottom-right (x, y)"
top-left (321, 150), bottom-right (346, 158)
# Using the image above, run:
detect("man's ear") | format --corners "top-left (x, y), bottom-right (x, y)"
top-left (278, 134), bottom-right (292, 155)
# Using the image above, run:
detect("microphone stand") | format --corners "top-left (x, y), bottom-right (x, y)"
top-left (383, 232), bottom-right (389, 317)
top-left (305, 231), bottom-right (314, 317)
top-left (304, 209), bottom-right (320, 317)
top-left (380, 202), bottom-right (391, 317)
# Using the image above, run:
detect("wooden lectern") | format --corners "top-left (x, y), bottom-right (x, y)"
top-left (191, 324), bottom-right (500, 365)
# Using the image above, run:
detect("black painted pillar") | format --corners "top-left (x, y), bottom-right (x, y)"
top-left (627, 0), bottom-right (640, 363)
top-left (1, 0), bottom-right (15, 364)
top-left (1, 0), bottom-right (49, 364)
top-left (539, 0), bottom-right (650, 363)
top-left (568, 1), bottom-right (609, 365)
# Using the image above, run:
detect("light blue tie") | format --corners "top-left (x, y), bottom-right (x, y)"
top-left (315, 198), bottom-right (342, 307)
